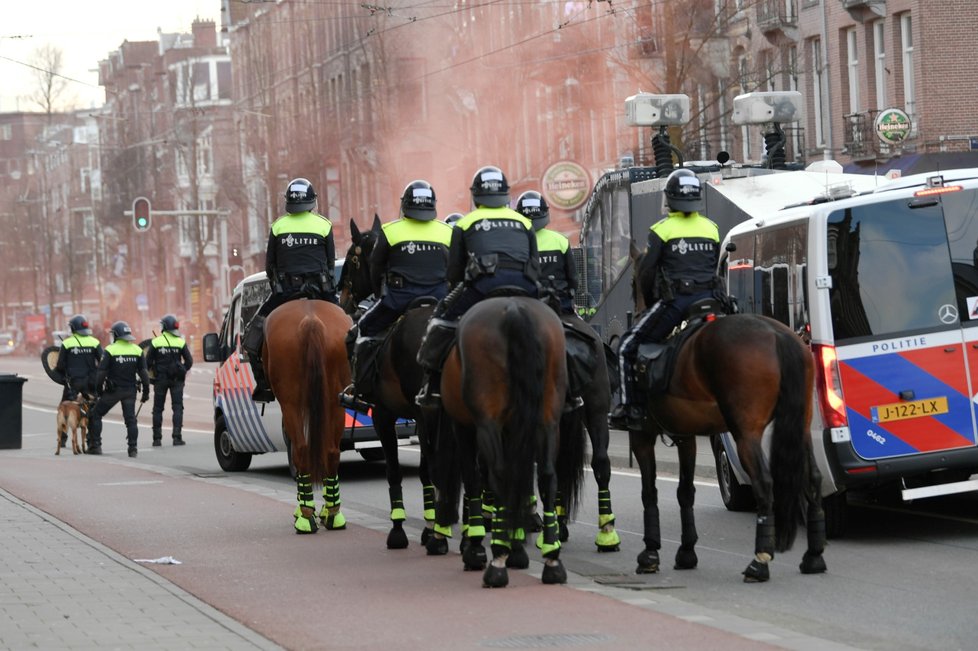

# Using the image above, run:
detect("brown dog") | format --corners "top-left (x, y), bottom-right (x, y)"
top-left (56, 395), bottom-right (91, 455)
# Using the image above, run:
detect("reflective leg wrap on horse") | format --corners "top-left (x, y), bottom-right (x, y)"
top-left (319, 475), bottom-right (346, 530)
top-left (744, 515), bottom-right (776, 582)
top-left (595, 488), bottom-right (621, 551)
top-left (422, 484), bottom-right (436, 522)
top-left (636, 488), bottom-right (662, 574)
top-left (388, 485), bottom-right (406, 522)
top-left (462, 493), bottom-right (487, 572)
top-left (293, 474), bottom-right (318, 534)
top-left (386, 485), bottom-right (409, 550)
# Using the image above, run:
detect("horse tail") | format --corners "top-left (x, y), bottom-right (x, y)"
top-left (299, 314), bottom-right (329, 483)
top-left (500, 302), bottom-right (545, 524)
top-left (556, 408), bottom-right (586, 519)
top-left (770, 329), bottom-right (809, 552)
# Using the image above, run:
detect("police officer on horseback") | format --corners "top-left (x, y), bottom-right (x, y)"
top-left (243, 177), bottom-right (338, 402)
top-left (88, 321), bottom-right (151, 457)
top-left (516, 190), bottom-right (576, 315)
top-left (339, 180), bottom-right (453, 409)
top-left (609, 169), bottom-right (720, 430)
top-left (415, 165), bottom-right (540, 407)
top-left (146, 314), bottom-right (193, 446)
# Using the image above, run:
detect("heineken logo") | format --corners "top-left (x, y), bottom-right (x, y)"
top-left (875, 108), bottom-right (912, 145)
top-left (543, 161), bottom-right (590, 211)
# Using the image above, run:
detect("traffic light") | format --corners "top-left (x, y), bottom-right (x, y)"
top-left (132, 197), bottom-right (152, 232)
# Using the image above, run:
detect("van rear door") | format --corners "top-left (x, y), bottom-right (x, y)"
top-left (826, 195), bottom-right (978, 460)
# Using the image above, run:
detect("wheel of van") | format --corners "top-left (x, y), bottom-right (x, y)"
top-left (822, 491), bottom-right (848, 539)
top-left (214, 415), bottom-right (252, 472)
top-left (359, 448), bottom-right (386, 462)
top-left (713, 438), bottom-right (755, 512)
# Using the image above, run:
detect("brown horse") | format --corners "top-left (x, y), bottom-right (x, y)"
top-left (628, 250), bottom-right (826, 582)
top-left (441, 295), bottom-right (576, 588)
top-left (338, 220), bottom-right (445, 550)
top-left (264, 299), bottom-right (352, 534)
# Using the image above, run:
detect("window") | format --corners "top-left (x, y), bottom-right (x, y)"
top-left (873, 20), bottom-right (886, 110)
top-left (827, 200), bottom-right (956, 341)
top-left (812, 38), bottom-right (826, 147)
top-left (900, 13), bottom-right (916, 122)
top-left (846, 28), bottom-right (860, 114)
top-left (0, 124), bottom-right (11, 140)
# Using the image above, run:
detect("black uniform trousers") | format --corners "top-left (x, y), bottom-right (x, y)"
top-left (152, 376), bottom-right (185, 438)
top-left (88, 390), bottom-right (139, 449)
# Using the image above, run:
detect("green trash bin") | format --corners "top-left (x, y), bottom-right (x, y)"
top-left (0, 374), bottom-right (27, 450)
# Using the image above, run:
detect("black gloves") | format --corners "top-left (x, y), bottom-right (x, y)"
top-left (141, 390), bottom-right (150, 403)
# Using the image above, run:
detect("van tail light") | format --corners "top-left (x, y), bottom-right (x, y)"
top-left (813, 344), bottom-right (848, 428)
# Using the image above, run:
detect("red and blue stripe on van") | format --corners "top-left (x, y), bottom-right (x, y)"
top-left (838, 336), bottom-right (977, 460)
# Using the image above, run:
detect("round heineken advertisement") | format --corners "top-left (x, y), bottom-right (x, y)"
top-left (542, 161), bottom-right (591, 211)
top-left (875, 108), bottom-right (912, 145)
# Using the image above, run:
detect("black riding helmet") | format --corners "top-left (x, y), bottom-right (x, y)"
top-left (160, 314), bottom-right (180, 335)
top-left (469, 166), bottom-right (510, 208)
top-left (284, 178), bottom-right (317, 214)
top-left (663, 169), bottom-right (704, 214)
top-left (515, 190), bottom-right (550, 231)
top-left (68, 314), bottom-right (92, 336)
top-left (399, 180), bottom-right (437, 221)
top-left (110, 321), bottom-right (136, 342)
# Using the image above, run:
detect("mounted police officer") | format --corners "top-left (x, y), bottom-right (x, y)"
top-left (609, 169), bottom-right (720, 430)
top-left (88, 321), bottom-right (151, 457)
top-left (146, 314), bottom-right (193, 447)
top-left (54, 314), bottom-right (103, 403)
top-left (515, 190), bottom-right (577, 315)
top-left (242, 177), bottom-right (338, 402)
top-left (415, 165), bottom-right (540, 407)
top-left (340, 180), bottom-right (453, 409)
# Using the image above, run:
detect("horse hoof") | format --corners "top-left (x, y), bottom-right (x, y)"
top-left (635, 549), bottom-right (660, 574)
top-left (425, 537), bottom-right (449, 556)
top-left (674, 547), bottom-right (698, 570)
top-left (558, 520), bottom-right (569, 543)
top-left (387, 527), bottom-right (409, 549)
top-left (322, 512), bottom-right (346, 530)
top-left (463, 542), bottom-right (487, 571)
top-left (421, 527), bottom-right (434, 546)
top-left (294, 516), bottom-right (318, 534)
top-left (743, 559), bottom-right (770, 583)
top-left (506, 543), bottom-right (529, 569)
top-left (595, 529), bottom-right (621, 552)
top-left (541, 560), bottom-right (567, 585)
top-left (799, 552), bottom-right (827, 575)
top-left (482, 565), bottom-right (508, 588)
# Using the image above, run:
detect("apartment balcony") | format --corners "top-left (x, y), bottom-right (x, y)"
top-left (756, 0), bottom-right (798, 42)
top-left (841, 0), bottom-right (886, 22)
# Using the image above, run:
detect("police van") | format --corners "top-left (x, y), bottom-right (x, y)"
top-left (716, 167), bottom-right (978, 534)
top-left (201, 269), bottom-right (413, 473)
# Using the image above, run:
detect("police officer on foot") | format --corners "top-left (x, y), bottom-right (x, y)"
top-left (146, 314), bottom-right (193, 447)
top-left (609, 169), bottom-right (720, 430)
top-left (415, 165), bottom-right (540, 407)
top-left (340, 180), bottom-right (452, 410)
top-left (54, 315), bottom-right (103, 448)
top-left (88, 321), bottom-right (151, 457)
top-left (242, 177), bottom-right (338, 402)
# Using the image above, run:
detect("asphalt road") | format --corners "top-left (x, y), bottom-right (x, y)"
top-left (4, 354), bottom-right (978, 650)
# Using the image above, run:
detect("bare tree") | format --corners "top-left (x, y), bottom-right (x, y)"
top-left (28, 44), bottom-right (74, 114)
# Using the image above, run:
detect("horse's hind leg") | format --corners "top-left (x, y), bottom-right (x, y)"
top-left (375, 409), bottom-right (409, 549)
top-left (800, 451), bottom-right (828, 575)
top-left (674, 436), bottom-right (699, 570)
top-left (537, 438), bottom-right (567, 585)
top-left (318, 423), bottom-right (346, 531)
top-left (630, 430), bottom-right (662, 574)
top-left (294, 472), bottom-right (319, 534)
top-left (585, 404), bottom-right (620, 552)
top-left (738, 436), bottom-right (775, 582)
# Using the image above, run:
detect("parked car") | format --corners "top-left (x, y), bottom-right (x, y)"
top-left (0, 332), bottom-right (16, 355)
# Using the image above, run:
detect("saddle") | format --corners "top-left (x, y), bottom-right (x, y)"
top-left (635, 297), bottom-right (727, 395)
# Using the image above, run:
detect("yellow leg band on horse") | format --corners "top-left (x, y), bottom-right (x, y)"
top-left (556, 505), bottom-right (567, 517)
top-left (491, 537), bottom-right (511, 549)
top-left (467, 525), bottom-right (486, 538)
top-left (391, 508), bottom-right (406, 522)
top-left (598, 513), bottom-right (616, 528)
top-left (434, 523), bottom-right (453, 537)
top-left (539, 539), bottom-right (561, 556)
top-left (423, 508), bottom-right (435, 521)
top-left (595, 529), bottom-right (621, 548)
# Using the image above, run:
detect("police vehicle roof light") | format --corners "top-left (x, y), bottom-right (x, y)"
top-left (731, 91), bottom-right (804, 125)
top-left (624, 93), bottom-right (691, 127)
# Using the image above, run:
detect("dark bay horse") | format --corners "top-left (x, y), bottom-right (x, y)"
top-left (264, 299), bottom-right (352, 534)
top-left (628, 250), bottom-right (826, 582)
top-left (441, 295), bottom-right (577, 588)
top-left (338, 219), bottom-right (443, 549)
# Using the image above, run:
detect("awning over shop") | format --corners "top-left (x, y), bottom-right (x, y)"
top-left (843, 151), bottom-right (978, 176)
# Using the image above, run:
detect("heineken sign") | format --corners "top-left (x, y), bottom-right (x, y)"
top-left (875, 108), bottom-right (912, 145)
top-left (543, 161), bottom-right (590, 211)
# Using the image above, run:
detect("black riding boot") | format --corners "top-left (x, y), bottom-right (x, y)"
top-left (242, 315), bottom-right (274, 402)
top-left (339, 336), bottom-right (381, 412)
top-left (415, 320), bottom-right (457, 407)
top-left (609, 370), bottom-right (646, 431)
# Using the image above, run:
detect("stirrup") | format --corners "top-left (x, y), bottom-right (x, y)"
top-left (252, 386), bottom-right (275, 403)
top-left (563, 395), bottom-right (584, 413)
top-left (414, 384), bottom-right (441, 408)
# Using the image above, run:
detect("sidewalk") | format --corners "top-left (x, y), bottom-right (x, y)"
top-left (0, 487), bottom-right (281, 651)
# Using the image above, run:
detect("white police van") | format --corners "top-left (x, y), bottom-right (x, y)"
top-left (715, 167), bottom-right (978, 535)
top-left (201, 269), bottom-right (413, 473)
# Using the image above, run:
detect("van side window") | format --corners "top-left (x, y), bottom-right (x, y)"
top-left (754, 223), bottom-right (808, 333)
top-left (827, 200), bottom-right (956, 340)
top-left (938, 189), bottom-right (978, 323)
top-left (726, 234), bottom-right (756, 313)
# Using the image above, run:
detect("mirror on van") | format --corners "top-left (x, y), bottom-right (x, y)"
top-left (202, 332), bottom-right (222, 363)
